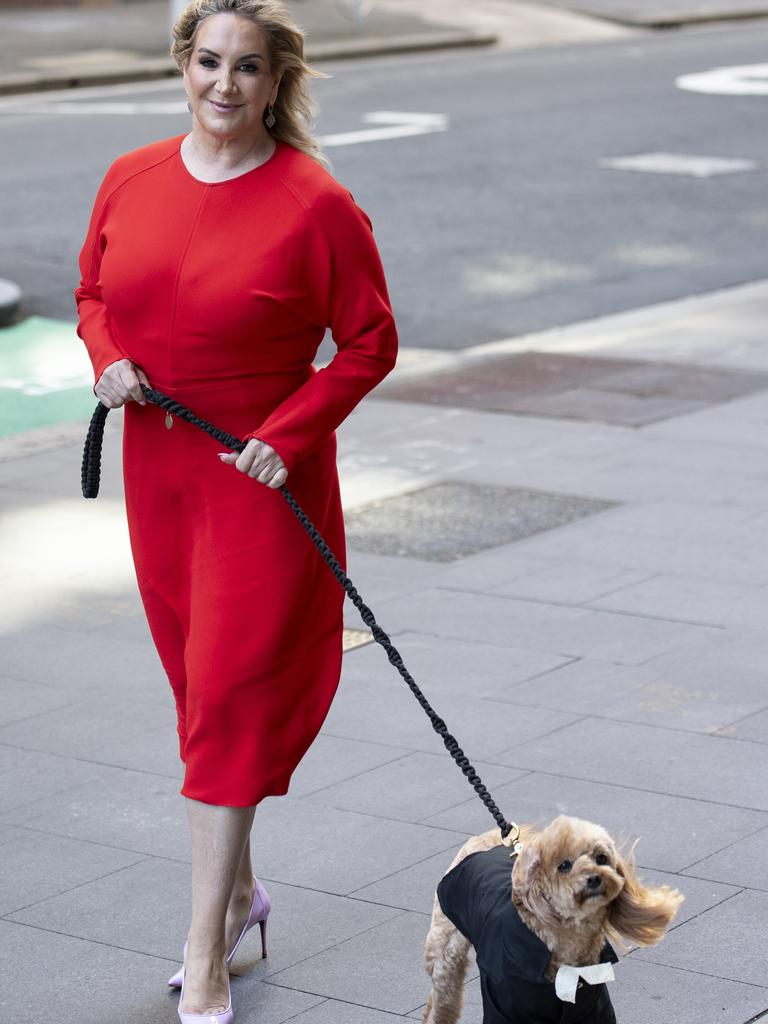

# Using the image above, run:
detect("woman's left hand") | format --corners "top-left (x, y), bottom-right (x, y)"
top-left (218, 439), bottom-right (288, 489)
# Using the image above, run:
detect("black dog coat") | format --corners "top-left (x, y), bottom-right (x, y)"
top-left (436, 844), bottom-right (618, 1024)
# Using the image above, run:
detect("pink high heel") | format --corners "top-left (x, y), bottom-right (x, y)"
top-left (177, 952), bottom-right (233, 1024)
top-left (168, 877), bottom-right (271, 988)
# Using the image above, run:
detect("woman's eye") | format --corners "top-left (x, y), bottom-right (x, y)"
top-left (558, 859), bottom-right (572, 873)
top-left (198, 59), bottom-right (257, 72)
top-left (595, 853), bottom-right (608, 865)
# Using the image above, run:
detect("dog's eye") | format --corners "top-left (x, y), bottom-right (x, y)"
top-left (595, 853), bottom-right (609, 865)
top-left (558, 859), bottom-right (573, 873)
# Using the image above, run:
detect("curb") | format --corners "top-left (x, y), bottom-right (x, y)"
top-left (536, 1), bottom-right (768, 28)
top-left (0, 30), bottom-right (497, 97)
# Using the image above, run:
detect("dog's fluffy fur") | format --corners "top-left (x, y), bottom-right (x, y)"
top-left (423, 815), bottom-right (684, 1024)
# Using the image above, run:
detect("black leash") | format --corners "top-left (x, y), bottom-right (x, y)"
top-left (82, 382), bottom-right (517, 843)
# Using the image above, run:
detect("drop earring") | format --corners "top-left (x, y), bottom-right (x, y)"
top-left (186, 100), bottom-right (192, 112)
top-left (265, 103), bottom-right (276, 128)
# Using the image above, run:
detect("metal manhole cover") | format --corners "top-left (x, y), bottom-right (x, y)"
top-left (344, 481), bottom-right (617, 562)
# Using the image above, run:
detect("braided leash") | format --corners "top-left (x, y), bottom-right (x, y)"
top-left (82, 381), bottom-right (519, 847)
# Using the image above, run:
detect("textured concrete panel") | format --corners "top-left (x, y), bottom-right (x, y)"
top-left (344, 480), bottom-right (616, 561)
top-left (302, 751), bottom-right (526, 823)
top-left (251, 798), bottom-right (466, 896)
top-left (376, 587), bottom-right (717, 665)
top-left (682, 826), bottom-right (768, 891)
top-left (632, 889), bottom-right (768, 986)
top-left (0, 832), bottom-right (145, 916)
top-left (421, 772), bottom-right (768, 873)
top-left (266, 911), bottom-right (432, 1014)
top-left (320, 670), bottom-right (577, 759)
top-left (492, 657), bottom-right (767, 735)
top-left (340, 629), bottom-right (572, 699)
top-left (493, 719), bottom-right (768, 811)
top-left (0, 769), bottom-right (189, 859)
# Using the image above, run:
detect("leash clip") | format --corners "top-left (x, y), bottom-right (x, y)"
top-left (501, 822), bottom-right (523, 855)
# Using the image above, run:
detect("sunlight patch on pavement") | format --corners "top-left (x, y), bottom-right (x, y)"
top-left (0, 498), bottom-right (136, 634)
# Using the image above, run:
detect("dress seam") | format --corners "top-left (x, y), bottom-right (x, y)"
top-left (166, 190), bottom-right (209, 388)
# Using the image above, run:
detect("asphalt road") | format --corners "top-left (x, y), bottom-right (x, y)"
top-left (1, 19), bottom-right (766, 353)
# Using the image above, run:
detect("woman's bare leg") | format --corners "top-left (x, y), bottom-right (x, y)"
top-left (180, 798), bottom-right (257, 1014)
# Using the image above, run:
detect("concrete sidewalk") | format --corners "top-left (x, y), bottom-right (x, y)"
top-left (536, 0), bottom-right (768, 27)
top-left (0, 279), bottom-right (767, 1023)
top-left (0, 0), bottom-right (639, 96)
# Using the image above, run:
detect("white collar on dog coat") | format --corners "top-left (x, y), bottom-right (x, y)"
top-left (555, 962), bottom-right (616, 1003)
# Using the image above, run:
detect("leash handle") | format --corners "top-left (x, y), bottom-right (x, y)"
top-left (82, 382), bottom-right (517, 841)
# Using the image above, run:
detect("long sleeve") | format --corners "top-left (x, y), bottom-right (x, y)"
top-left (242, 184), bottom-right (398, 472)
top-left (74, 161), bottom-right (131, 394)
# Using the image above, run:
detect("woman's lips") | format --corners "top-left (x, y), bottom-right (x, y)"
top-left (209, 100), bottom-right (242, 113)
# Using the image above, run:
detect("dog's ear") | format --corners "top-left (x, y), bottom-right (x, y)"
top-left (608, 846), bottom-right (684, 946)
top-left (513, 840), bottom-right (560, 929)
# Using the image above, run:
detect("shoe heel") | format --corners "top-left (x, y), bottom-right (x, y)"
top-left (258, 916), bottom-right (267, 959)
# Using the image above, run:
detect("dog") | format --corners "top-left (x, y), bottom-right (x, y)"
top-left (422, 815), bottom-right (684, 1023)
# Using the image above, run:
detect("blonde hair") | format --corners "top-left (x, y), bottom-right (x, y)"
top-left (170, 0), bottom-right (328, 166)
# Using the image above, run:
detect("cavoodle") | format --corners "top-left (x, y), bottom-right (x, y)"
top-left (423, 815), bottom-right (684, 1024)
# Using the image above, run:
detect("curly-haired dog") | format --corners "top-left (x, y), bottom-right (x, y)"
top-left (423, 815), bottom-right (684, 1024)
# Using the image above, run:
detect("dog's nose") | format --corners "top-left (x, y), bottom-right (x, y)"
top-left (586, 874), bottom-right (602, 890)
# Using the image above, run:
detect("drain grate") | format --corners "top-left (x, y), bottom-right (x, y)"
top-left (377, 353), bottom-right (768, 427)
top-left (344, 481), bottom-right (617, 562)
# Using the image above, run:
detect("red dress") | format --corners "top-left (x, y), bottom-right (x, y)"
top-left (74, 133), bottom-right (398, 806)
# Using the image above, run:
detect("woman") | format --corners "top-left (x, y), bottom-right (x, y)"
top-left (74, 1), bottom-right (398, 1020)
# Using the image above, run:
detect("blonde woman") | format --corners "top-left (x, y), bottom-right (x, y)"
top-left (74, 1), bottom-right (398, 1019)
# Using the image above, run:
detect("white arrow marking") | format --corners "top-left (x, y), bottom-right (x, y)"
top-left (676, 63), bottom-right (768, 96)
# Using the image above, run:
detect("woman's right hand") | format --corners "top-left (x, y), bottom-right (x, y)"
top-left (94, 359), bottom-right (150, 408)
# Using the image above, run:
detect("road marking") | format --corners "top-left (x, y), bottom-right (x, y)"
top-left (676, 63), bottom-right (768, 96)
top-left (0, 95), bottom-right (448, 145)
top-left (599, 152), bottom-right (759, 177)
top-left (320, 111), bottom-right (448, 146)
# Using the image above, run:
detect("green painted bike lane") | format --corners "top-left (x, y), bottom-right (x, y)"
top-left (0, 315), bottom-right (99, 438)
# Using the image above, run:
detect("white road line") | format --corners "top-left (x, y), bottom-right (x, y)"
top-left (676, 63), bottom-right (768, 96)
top-left (599, 152), bottom-right (760, 177)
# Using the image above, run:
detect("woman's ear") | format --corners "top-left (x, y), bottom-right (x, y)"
top-left (608, 848), bottom-right (684, 946)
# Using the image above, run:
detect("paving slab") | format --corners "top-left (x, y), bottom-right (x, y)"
top-left (0, 692), bottom-right (180, 777)
top-left (250, 797), bottom-right (466, 895)
top-left (286, 733), bottom-right (413, 798)
top-left (338, 629), bottom-right (573, 699)
top-left (492, 718), bottom-right (768, 812)
top-left (375, 586), bottom-right (720, 664)
top-left (0, 673), bottom-right (74, 726)
top-left (285, 998), bottom-right (408, 1022)
top-left (301, 751), bottom-right (527, 822)
top-left (419, 772), bottom-right (768, 873)
top-left (682, 825), bottom-right (768, 891)
top-left (536, 0), bottom-right (768, 27)
top-left (492, 561), bottom-right (653, 605)
top-left (491, 657), bottom-right (768, 735)
top-left (0, 742), bottom-right (126, 815)
top-left (5, 856), bottom-right (407, 978)
top-left (718, 708), bottom-right (768, 743)
top-left (266, 910), bottom-right (432, 1014)
top-left (320, 670), bottom-right (578, 758)
top-left (609, 957), bottom-right (768, 1024)
top-left (0, 768), bottom-right (190, 858)
top-left (0, 831), bottom-right (146, 916)
top-left (632, 889), bottom-right (768, 987)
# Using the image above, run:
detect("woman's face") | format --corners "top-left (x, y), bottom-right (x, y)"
top-left (183, 13), bottom-right (281, 141)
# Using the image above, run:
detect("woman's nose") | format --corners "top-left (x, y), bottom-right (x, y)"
top-left (216, 69), bottom-right (236, 93)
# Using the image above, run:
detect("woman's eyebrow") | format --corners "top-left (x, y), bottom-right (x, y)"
top-left (198, 47), bottom-right (263, 59)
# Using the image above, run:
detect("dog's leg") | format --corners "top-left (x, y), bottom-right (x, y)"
top-left (423, 896), bottom-right (473, 1024)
